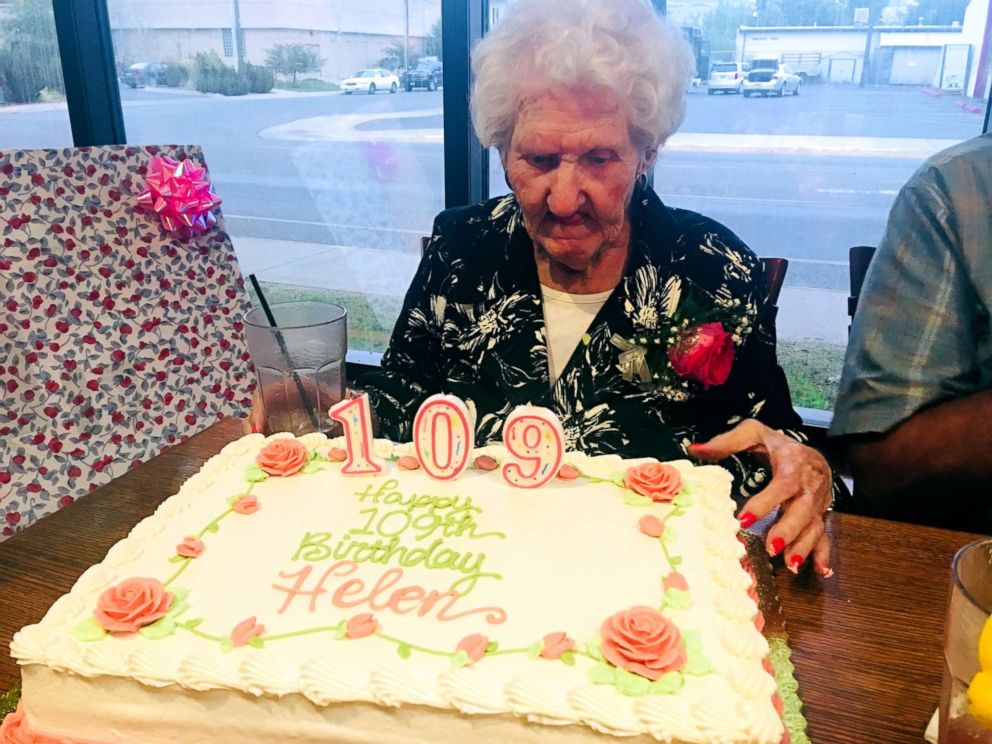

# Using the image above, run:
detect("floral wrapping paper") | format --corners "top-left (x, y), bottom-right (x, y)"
top-left (0, 145), bottom-right (254, 539)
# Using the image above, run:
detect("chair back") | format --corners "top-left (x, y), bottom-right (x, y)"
top-left (760, 257), bottom-right (788, 308)
top-left (0, 145), bottom-right (254, 538)
top-left (848, 245), bottom-right (877, 328)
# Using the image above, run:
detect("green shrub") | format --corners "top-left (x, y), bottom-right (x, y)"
top-left (193, 59), bottom-right (249, 96)
top-left (164, 63), bottom-right (189, 87)
top-left (245, 63), bottom-right (274, 93)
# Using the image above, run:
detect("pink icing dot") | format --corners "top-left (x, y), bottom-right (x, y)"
top-left (326, 447), bottom-right (348, 462)
top-left (663, 571), bottom-right (688, 592)
top-left (176, 536), bottom-right (204, 558)
top-left (345, 613), bottom-right (378, 639)
top-left (473, 455), bottom-right (498, 471)
top-left (638, 514), bottom-right (665, 538)
top-left (232, 494), bottom-right (259, 515)
top-left (397, 455), bottom-right (420, 470)
top-left (556, 464), bottom-right (580, 480)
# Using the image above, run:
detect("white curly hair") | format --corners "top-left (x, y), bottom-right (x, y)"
top-left (471, 0), bottom-right (694, 159)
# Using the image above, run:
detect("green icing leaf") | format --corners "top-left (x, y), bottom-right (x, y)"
top-left (485, 640), bottom-right (499, 654)
top-left (649, 671), bottom-right (684, 695)
top-left (527, 641), bottom-right (542, 660)
top-left (302, 461), bottom-right (324, 475)
top-left (681, 630), bottom-right (703, 655)
top-left (168, 555), bottom-right (186, 564)
top-left (205, 522), bottom-right (220, 533)
top-left (334, 622), bottom-right (347, 640)
top-left (247, 635), bottom-right (265, 649)
top-left (560, 651), bottom-right (576, 666)
top-left (397, 643), bottom-right (412, 659)
top-left (139, 616), bottom-right (177, 640)
top-left (308, 449), bottom-right (319, 461)
top-left (662, 587), bottom-right (690, 611)
top-left (613, 668), bottom-right (652, 697)
top-left (680, 630), bottom-right (713, 676)
top-left (683, 654), bottom-right (713, 676)
top-left (72, 617), bottom-right (108, 643)
top-left (661, 525), bottom-right (678, 544)
top-left (245, 465), bottom-right (268, 483)
top-left (219, 638), bottom-right (234, 654)
top-left (607, 471), bottom-right (628, 488)
top-left (585, 638), bottom-right (603, 661)
top-left (623, 491), bottom-right (653, 507)
top-left (673, 491), bottom-right (693, 508)
top-left (669, 555), bottom-right (683, 567)
top-left (588, 662), bottom-right (616, 685)
top-left (451, 650), bottom-right (470, 669)
top-left (183, 618), bottom-right (204, 630)
top-left (172, 587), bottom-right (190, 602)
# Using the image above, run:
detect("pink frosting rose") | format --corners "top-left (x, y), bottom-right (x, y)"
top-left (600, 606), bottom-right (686, 680)
top-left (232, 494), bottom-right (260, 515)
top-left (176, 536), bottom-right (204, 558)
top-left (345, 613), bottom-right (379, 639)
top-left (556, 464), bottom-right (580, 480)
top-left (397, 455), bottom-right (420, 470)
top-left (256, 439), bottom-right (309, 476)
top-left (638, 514), bottom-right (665, 538)
top-left (473, 455), bottom-right (499, 471)
top-left (326, 447), bottom-right (348, 462)
top-left (456, 633), bottom-right (489, 665)
top-left (668, 321), bottom-right (734, 388)
top-left (231, 616), bottom-right (266, 648)
top-left (624, 462), bottom-right (682, 502)
top-left (540, 631), bottom-right (576, 660)
top-left (93, 577), bottom-right (173, 634)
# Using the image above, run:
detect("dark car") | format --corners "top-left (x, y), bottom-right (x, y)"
top-left (405, 57), bottom-right (442, 92)
top-left (122, 62), bottom-right (167, 88)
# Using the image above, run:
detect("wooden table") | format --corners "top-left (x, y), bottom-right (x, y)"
top-left (0, 418), bottom-right (982, 742)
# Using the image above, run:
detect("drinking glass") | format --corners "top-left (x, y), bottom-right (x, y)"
top-left (941, 538), bottom-right (992, 743)
top-left (244, 301), bottom-right (347, 436)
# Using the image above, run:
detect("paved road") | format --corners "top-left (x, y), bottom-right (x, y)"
top-left (1, 83), bottom-right (985, 300)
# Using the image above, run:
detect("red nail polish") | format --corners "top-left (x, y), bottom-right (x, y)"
top-left (789, 554), bottom-right (803, 569)
top-left (770, 536), bottom-right (785, 556)
top-left (738, 512), bottom-right (756, 529)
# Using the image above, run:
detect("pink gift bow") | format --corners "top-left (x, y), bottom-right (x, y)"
top-left (136, 155), bottom-right (222, 237)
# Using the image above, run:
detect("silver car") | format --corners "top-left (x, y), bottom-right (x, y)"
top-left (707, 62), bottom-right (749, 95)
top-left (742, 65), bottom-right (801, 97)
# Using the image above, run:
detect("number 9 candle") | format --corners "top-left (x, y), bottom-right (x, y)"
top-left (501, 405), bottom-right (565, 488)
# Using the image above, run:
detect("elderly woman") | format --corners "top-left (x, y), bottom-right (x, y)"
top-left (252, 0), bottom-right (838, 575)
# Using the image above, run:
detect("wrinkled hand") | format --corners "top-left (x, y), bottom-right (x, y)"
top-left (688, 419), bottom-right (833, 579)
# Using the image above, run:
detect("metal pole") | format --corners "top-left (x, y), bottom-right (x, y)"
top-left (404, 0), bottom-right (409, 75)
top-left (233, 0), bottom-right (244, 72)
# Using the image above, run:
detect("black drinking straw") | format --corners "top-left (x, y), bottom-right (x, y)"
top-left (248, 274), bottom-right (320, 431)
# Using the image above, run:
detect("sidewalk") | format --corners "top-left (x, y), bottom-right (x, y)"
top-left (233, 235), bottom-right (849, 343)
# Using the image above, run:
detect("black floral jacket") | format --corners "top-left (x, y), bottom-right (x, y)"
top-left (360, 183), bottom-right (816, 500)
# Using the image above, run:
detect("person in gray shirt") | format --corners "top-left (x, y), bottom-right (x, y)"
top-left (831, 134), bottom-right (992, 532)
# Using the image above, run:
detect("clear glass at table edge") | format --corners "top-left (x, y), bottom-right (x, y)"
top-left (244, 301), bottom-right (347, 437)
top-left (942, 538), bottom-right (992, 743)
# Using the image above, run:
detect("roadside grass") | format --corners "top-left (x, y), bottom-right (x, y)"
top-left (274, 79), bottom-right (340, 92)
top-left (247, 281), bottom-right (845, 411)
top-left (778, 339), bottom-right (846, 411)
top-left (246, 281), bottom-right (396, 352)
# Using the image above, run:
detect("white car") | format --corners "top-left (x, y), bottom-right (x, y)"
top-left (341, 68), bottom-right (399, 95)
top-left (742, 65), bottom-right (801, 97)
top-left (707, 62), bottom-right (750, 95)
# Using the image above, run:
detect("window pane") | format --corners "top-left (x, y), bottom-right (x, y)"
top-left (0, 0), bottom-right (72, 148)
top-left (106, 0), bottom-right (445, 355)
top-left (489, 3), bottom-right (991, 411)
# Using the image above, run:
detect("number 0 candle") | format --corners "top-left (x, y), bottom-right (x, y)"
top-left (413, 394), bottom-right (474, 480)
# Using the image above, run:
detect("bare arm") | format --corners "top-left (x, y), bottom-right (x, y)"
top-left (848, 388), bottom-right (992, 524)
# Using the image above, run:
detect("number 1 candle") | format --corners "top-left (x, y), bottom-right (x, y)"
top-left (327, 394), bottom-right (384, 475)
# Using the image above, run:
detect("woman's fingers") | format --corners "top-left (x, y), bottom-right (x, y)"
top-left (811, 533), bottom-right (833, 578)
top-left (780, 512), bottom-right (825, 573)
top-left (242, 388), bottom-right (266, 435)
